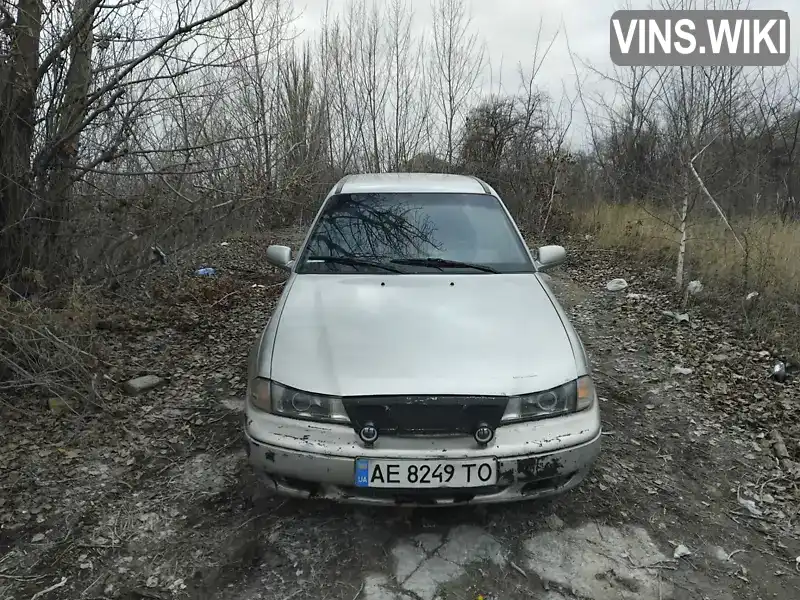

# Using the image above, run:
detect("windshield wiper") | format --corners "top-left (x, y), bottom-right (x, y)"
top-left (390, 257), bottom-right (499, 273)
top-left (306, 255), bottom-right (405, 273)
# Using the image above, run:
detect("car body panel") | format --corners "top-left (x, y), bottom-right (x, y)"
top-left (247, 398), bottom-right (600, 458)
top-left (248, 275), bottom-right (298, 383)
top-left (245, 172), bottom-right (601, 505)
top-left (535, 272), bottom-right (591, 375)
top-left (337, 172), bottom-right (489, 195)
top-left (245, 428), bottom-right (601, 506)
top-left (268, 273), bottom-right (579, 398)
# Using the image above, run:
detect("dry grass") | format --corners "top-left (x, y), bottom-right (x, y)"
top-left (572, 201), bottom-right (800, 353)
top-left (0, 283), bottom-right (101, 402)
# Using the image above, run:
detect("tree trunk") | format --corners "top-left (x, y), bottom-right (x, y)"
top-left (40, 0), bottom-right (95, 282)
top-left (0, 0), bottom-right (44, 286)
top-left (675, 166), bottom-right (689, 291)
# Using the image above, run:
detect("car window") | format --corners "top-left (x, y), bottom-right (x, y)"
top-left (296, 192), bottom-right (534, 274)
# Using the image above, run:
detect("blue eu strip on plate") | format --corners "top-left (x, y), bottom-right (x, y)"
top-left (355, 459), bottom-right (370, 487)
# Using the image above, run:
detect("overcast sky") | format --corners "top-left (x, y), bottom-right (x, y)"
top-left (289, 0), bottom-right (799, 147)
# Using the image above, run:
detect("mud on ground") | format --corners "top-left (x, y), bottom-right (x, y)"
top-left (1, 230), bottom-right (798, 600)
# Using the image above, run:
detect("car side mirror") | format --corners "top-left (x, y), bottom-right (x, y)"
top-left (536, 245), bottom-right (566, 271)
top-left (266, 245), bottom-right (292, 271)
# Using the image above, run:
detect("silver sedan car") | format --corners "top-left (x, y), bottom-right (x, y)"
top-left (244, 173), bottom-right (601, 506)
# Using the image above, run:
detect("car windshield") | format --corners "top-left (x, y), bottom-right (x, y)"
top-left (296, 192), bottom-right (533, 274)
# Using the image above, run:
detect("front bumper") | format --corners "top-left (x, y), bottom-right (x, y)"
top-left (244, 404), bottom-right (602, 506)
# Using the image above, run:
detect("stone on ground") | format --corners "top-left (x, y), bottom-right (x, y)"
top-left (523, 523), bottom-right (673, 600)
top-left (123, 374), bottom-right (166, 395)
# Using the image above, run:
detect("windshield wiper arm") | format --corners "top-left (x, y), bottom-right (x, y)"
top-left (306, 255), bottom-right (405, 273)
top-left (390, 257), bottom-right (499, 273)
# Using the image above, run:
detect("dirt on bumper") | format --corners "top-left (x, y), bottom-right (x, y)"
top-left (244, 430), bottom-right (601, 506)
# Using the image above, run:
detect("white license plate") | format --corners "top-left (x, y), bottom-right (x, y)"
top-left (354, 458), bottom-right (497, 488)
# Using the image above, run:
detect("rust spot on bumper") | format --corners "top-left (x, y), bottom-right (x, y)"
top-left (498, 455), bottom-right (565, 484)
top-left (519, 455), bottom-right (563, 479)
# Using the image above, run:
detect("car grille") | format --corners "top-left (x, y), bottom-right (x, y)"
top-left (341, 395), bottom-right (509, 436)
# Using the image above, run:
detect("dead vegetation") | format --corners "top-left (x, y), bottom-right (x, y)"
top-left (572, 203), bottom-right (800, 358)
top-left (0, 285), bottom-right (101, 404)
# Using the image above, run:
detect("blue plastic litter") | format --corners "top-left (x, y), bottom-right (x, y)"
top-left (195, 267), bottom-right (216, 276)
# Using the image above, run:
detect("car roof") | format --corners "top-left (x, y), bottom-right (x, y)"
top-left (335, 173), bottom-right (492, 195)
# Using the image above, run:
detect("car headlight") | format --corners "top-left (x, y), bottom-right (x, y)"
top-left (502, 375), bottom-right (596, 422)
top-left (247, 378), bottom-right (350, 424)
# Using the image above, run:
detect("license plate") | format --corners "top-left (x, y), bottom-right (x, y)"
top-left (354, 458), bottom-right (497, 488)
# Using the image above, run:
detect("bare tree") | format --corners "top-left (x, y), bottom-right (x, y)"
top-left (649, 1), bottom-right (748, 288)
top-left (276, 45), bottom-right (328, 201)
top-left (317, 4), bottom-right (366, 172)
top-left (0, 0), bottom-right (248, 289)
top-left (384, 0), bottom-right (429, 171)
top-left (223, 0), bottom-right (297, 191)
top-left (429, 0), bottom-right (484, 164)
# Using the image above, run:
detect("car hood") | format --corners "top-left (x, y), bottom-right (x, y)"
top-left (269, 274), bottom-right (578, 397)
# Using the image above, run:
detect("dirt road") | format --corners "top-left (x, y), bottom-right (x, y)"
top-left (2, 233), bottom-right (798, 600)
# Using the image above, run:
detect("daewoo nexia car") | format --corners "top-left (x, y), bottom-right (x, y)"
top-left (244, 173), bottom-right (601, 505)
